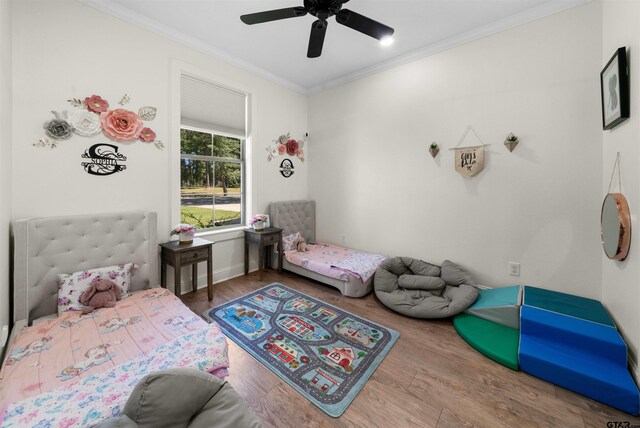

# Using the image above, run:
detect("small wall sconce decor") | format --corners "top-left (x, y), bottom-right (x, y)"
top-left (504, 132), bottom-right (519, 152)
top-left (429, 142), bottom-right (440, 158)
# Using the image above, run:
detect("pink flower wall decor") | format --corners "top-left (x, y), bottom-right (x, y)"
top-left (100, 109), bottom-right (143, 141)
top-left (84, 95), bottom-right (109, 113)
top-left (286, 139), bottom-right (299, 156)
top-left (266, 132), bottom-right (306, 162)
top-left (35, 93), bottom-right (164, 150)
top-left (139, 127), bottom-right (156, 142)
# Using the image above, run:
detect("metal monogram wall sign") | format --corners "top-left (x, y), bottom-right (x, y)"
top-left (450, 125), bottom-right (489, 178)
top-left (279, 158), bottom-right (294, 178)
top-left (81, 143), bottom-right (127, 176)
top-left (455, 146), bottom-right (484, 177)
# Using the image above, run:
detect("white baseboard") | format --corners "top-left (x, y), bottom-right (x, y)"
top-left (176, 262), bottom-right (259, 295)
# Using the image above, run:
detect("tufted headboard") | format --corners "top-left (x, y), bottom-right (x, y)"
top-left (269, 200), bottom-right (315, 243)
top-left (13, 211), bottom-right (158, 324)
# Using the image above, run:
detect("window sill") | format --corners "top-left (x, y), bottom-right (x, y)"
top-left (196, 226), bottom-right (247, 242)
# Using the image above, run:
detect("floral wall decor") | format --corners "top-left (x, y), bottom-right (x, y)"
top-left (266, 132), bottom-right (305, 162)
top-left (81, 143), bottom-right (127, 176)
top-left (34, 93), bottom-right (163, 150)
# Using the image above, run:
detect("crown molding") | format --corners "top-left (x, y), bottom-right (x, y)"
top-left (307, 0), bottom-right (592, 94)
top-left (77, 0), bottom-right (308, 95)
top-left (79, 0), bottom-right (590, 96)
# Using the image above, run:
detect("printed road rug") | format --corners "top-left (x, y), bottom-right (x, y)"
top-left (204, 283), bottom-right (400, 417)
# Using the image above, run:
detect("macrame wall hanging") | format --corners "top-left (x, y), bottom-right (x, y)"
top-left (449, 125), bottom-right (491, 178)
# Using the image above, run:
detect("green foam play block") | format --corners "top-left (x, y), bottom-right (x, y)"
top-left (454, 313), bottom-right (520, 371)
top-left (523, 286), bottom-right (615, 327)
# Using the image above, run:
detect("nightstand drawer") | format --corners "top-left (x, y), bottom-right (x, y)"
top-left (182, 247), bottom-right (209, 262)
top-left (261, 233), bottom-right (281, 245)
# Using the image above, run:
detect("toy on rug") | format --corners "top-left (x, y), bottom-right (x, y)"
top-left (294, 236), bottom-right (310, 252)
top-left (79, 278), bottom-right (121, 314)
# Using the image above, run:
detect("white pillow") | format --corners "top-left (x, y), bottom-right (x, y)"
top-left (57, 263), bottom-right (136, 314)
top-left (282, 232), bottom-right (302, 252)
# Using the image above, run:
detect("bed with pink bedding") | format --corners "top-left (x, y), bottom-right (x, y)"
top-left (1, 211), bottom-right (229, 427)
top-left (0, 289), bottom-right (229, 427)
top-left (285, 243), bottom-right (386, 284)
top-left (270, 201), bottom-right (387, 297)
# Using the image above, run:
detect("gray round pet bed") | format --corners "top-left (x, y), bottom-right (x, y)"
top-left (374, 257), bottom-right (478, 318)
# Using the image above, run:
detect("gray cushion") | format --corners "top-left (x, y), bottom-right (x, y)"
top-left (96, 368), bottom-right (262, 428)
top-left (374, 257), bottom-right (478, 319)
top-left (398, 275), bottom-right (445, 291)
top-left (441, 259), bottom-right (477, 286)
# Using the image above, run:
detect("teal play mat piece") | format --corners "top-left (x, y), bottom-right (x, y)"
top-left (453, 313), bottom-right (519, 371)
top-left (205, 283), bottom-right (399, 418)
top-left (468, 285), bottom-right (520, 309)
top-left (465, 285), bottom-right (521, 329)
top-left (523, 286), bottom-right (615, 327)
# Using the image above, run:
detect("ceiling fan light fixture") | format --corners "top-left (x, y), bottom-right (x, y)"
top-left (380, 36), bottom-right (394, 46)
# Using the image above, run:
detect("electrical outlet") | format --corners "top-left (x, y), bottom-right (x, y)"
top-left (341, 234), bottom-right (347, 244)
top-left (509, 262), bottom-right (520, 277)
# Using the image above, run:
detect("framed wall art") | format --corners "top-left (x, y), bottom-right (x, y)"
top-left (600, 47), bottom-right (629, 130)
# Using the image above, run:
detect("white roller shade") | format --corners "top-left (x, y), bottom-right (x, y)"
top-left (181, 75), bottom-right (246, 136)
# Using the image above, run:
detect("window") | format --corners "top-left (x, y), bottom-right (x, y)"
top-left (180, 127), bottom-right (244, 230)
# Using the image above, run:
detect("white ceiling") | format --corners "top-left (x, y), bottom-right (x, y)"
top-left (83, 0), bottom-right (589, 93)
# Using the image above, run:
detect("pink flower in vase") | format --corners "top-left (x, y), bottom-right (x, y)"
top-left (277, 144), bottom-right (286, 155)
top-left (297, 149), bottom-right (304, 161)
top-left (139, 127), bottom-right (156, 142)
top-left (84, 95), bottom-right (109, 113)
top-left (100, 109), bottom-right (144, 141)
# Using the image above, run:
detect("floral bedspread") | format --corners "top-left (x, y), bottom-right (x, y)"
top-left (0, 326), bottom-right (228, 428)
top-left (330, 251), bottom-right (387, 283)
top-left (0, 288), bottom-right (209, 405)
top-left (285, 243), bottom-right (386, 283)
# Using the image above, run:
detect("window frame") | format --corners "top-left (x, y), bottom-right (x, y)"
top-left (179, 124), bottom-right (246, 232)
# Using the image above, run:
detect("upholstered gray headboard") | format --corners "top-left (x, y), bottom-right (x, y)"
top-left (269, 200), bottom-right (315, 243)
top-left (13, 211), bottom-right (158, 324)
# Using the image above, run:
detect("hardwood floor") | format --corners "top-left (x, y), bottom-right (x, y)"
top-left (181, 270), bottom-right (640, 428)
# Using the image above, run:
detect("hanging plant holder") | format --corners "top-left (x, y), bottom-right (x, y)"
top-left (429, 143), bottom-right (440, 158)
top-left (504, 132), bottom-right (519, 152)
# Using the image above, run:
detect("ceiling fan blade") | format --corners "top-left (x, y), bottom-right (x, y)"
top-left (240, 7), bottom-right (307, 25)
top-left (307, 19), bottom-right (328, 58)
top-left (335, 9), bottom-right (394, 40)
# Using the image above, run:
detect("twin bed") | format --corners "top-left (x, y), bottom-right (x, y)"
top-left (269, 200), bottom-right (385, 298)
top-left (1, 212), bottom-right (229, 427)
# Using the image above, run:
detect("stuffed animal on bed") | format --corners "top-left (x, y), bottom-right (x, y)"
top-left (79, 278), bottom-right (121, 314)
top-left (294, 236), bottom-right (310, 252)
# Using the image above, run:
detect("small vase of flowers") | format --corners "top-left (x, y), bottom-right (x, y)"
top-left (170, 224), bottom-right (196, 244)
top-left (249, 214), bottom-right (268, 232)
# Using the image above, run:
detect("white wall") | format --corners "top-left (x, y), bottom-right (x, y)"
top-left (309, 2), bottom-right (603, 297)
top-left (11, 0), bottom-right (308, 292)
top-left (601, 0), bottom-right (640, 366)
top-left (0, 0), bottom-right (13, 335)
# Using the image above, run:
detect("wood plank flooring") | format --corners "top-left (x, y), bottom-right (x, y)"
top-left (181, 270), bottom-right (640, 428)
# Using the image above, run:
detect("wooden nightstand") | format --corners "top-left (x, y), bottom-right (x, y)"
top-left (160, 237), bottom-right (214, 300)
top-left (244, 227), bottom-right (283, 279)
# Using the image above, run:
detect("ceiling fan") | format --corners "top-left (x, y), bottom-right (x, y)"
top-left (240, 0), bottom-right (394, 58)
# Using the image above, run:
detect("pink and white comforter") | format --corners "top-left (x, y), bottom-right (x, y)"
top-left (0, 288), bottom-right (229, 427)
top-left (285, 243), bottom-right (386, 283)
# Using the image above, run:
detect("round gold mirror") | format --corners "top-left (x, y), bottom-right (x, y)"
top-left (601, 193), bottom-right (631, 261)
